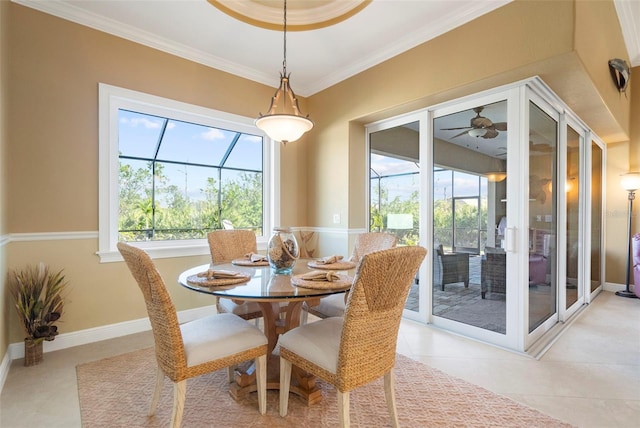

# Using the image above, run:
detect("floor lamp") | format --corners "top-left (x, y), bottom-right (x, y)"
top-left (618, 172), bottom-right (640, 298)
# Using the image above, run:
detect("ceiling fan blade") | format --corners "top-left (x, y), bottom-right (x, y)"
top-left (471, 117), bottom-right (493, 128)
top-left (451, 130), bottom-right (471, 138)
top-left (482, 129), bottom-right (499, 139)
top-left (440, 126), bottom-right (472, 131)
top-left (493, 122), bottom-right (507, 131)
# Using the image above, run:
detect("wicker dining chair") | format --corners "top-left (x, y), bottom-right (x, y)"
top-left (302, 232), bottom-right (398, 323)
top-left (279, 246), bottom-right (426, 428)
top-left (207, 230), bottom-right (264, 321)
top-left (117, 242), bottom-right (268, 428)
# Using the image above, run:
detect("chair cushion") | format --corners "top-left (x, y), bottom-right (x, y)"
top-left (180, 313), bottom-right (267, 367)
top-left (218, 298), bottom-right (262, 316)
top-left (310, 293), bottom-right (346, 318)
top-left (278, 317), bottom-right (343, 374)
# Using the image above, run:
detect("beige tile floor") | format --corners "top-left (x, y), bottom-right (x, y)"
top-left (1, 291), bottom-right (638, 427)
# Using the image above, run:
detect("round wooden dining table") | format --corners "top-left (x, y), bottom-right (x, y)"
top-left (178, 259), bottom-right (355, 405)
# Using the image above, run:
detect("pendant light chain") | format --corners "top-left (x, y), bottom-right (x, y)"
top-left (282, 0), bottom-right (287, 76)
top-left (254, 0), bottom-right (313, 144)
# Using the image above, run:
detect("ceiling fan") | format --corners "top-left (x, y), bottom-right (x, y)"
top-left (441, 106), bottom-right (507, 139)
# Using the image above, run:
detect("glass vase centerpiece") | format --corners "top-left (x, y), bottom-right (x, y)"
top-left (267, 227), bottom-right (299, 274)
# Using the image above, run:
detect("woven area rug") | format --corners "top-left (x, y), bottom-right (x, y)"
top-left (77, 348), bottom-right (572, 428)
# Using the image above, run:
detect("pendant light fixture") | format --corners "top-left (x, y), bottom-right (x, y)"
top-left (486, 171), bottom-right (507, 182)
top-left (255, 0), bottom-right (313, 144)
top-left (486, 158), bottom-right (506, 182)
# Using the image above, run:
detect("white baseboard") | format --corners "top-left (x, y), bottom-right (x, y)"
top-left (0, 304), bottom-right (217, 393)
top-left (603, 281), bottom-right (635, 294)
top-left (0, 351), bottom-right (11, 394)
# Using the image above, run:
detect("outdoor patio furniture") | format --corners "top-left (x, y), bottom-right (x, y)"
top-left (435, 244), bottom-right (469, 291)
top-left (481, 247), bottom-right (506, 299)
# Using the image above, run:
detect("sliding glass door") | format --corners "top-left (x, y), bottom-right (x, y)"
top-left (432, 99), bottom-right (508, 336)
top-left (563, 120), bottom-right (586, 318)
top-left (528, 99), bottom-right (558, 333)
top-left (365, 77), bottom-right (603, 353)
top-left (589, 140), bottom-right (604, 297)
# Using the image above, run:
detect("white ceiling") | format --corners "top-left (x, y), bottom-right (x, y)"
top-left (16, 0), bottom-right (639, 98)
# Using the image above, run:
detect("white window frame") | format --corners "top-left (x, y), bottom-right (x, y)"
top-left (97, 83), bottom-right (279, 262)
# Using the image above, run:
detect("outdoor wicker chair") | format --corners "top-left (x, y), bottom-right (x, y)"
top-left (435, 244), bottom-right (470, 291)
top-left (117, 242), bottom-right (267, 428)
top-left (301, 232), bottom-right (397, 323)
top-left (279, 246), bottom-right (426, 428)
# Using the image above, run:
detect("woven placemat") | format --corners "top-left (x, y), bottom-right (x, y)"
top-left (186, 273), bottom-right (250, 287)
top-left (291, 274), bottom-right (353, 290)
top-left (231, 258), bottom-right (269, 267)
top-left (307, 260), bottom-right (356, 270)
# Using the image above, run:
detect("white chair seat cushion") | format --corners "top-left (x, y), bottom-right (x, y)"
top-left (310, 293), bottom-right (346, 317)
top-left (180, 313), bottom-right (267, 367)
top-left (218, 298), bottom-right (262, 316)
top-left (278, 317), bottom-right (343, 374)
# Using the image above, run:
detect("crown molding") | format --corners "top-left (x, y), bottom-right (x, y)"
top-left (614, 0), bottom-right (640, 67)
top-left (305, 0), bottom-right (511, 95)
top-left (14, 0), bottom-right (511, 97)
top-left (12, 0), bottom-right (276, 88)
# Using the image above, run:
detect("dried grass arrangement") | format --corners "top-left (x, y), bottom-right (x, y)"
top-left (8, 263), bottom-right (68, 365)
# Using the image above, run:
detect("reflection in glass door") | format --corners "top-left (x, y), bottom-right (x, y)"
top-left (528, 101), bottom-right (558, 333)
top-left (368, 119), bottom-right (420, 314)
top-left (565, 125), bottom-right (582, 311)
top-left (591, 141), bottom-right (604, 295)
top-left (454, 198), bottom-right (481, 253)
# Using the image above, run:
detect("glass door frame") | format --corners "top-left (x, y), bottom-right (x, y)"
top-left (585, 133), bottom-right (606, 302)
top-left (364, 77), bottom-right (601, 354)
top-left (524, 88), bottom-right (561, 350)
top-left (560, 114), bottom-right (588, 320)
top-left (428, 89), bottom-right (518, 350)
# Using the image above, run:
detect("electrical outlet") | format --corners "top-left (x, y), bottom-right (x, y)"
top-left (333, 214), bottom-right (341, 224)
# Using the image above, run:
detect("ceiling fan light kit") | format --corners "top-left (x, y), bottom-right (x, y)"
top-left (255, 0), bottom-right (313, 144)
top-left (468, 128), bottom-right (488, 138)
top-left (440, 106), bottom-right (507, 140)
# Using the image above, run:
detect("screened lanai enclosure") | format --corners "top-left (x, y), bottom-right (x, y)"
top-left (117, 109), bottom-right (264, 241)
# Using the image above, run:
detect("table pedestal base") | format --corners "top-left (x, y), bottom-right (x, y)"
top-left (228, 298), bottom-right (324, 405)
top-left (229, 355), bottom-right (322, 405)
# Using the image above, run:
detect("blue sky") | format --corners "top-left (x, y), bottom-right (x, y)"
top-left (118, 109), bottom-right (263, 202)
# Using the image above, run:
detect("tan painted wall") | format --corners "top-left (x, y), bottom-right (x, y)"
top-left (605, 141), bottom-right (632, 283)
top-left (308, 0), bottom-right (632, 282)
top-left (308, 0), bottom-right (578, 233)
top-left (6, 240), bottom-right (214, 343)
top-left (3, 3), bottom-right (310, 344)
top-left (574, 0), bottom-right (631, 137)
top-left (574, 0), bottom-right (635, 285)
top-left (631, 67), bottom-right (640, 171)
top-left (6, 4), bottom-right (309, 233)
top-left (1, 0), bottom-right (9, 356)
top-left (606, 66), bottom-right (640, 285)
top-left (2, 0), bottom-right (635, 347)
